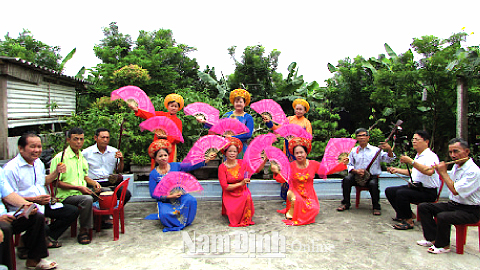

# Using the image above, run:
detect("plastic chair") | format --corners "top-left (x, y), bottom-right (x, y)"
top-left (355, 186), bottom-right (370, 208)
top-left (454, 220), bottom-right (480, 254)
top-left (93, 179), bottom-right (129, 241)
top-left (10, 235), bottom-right (16, 270)
top-left (411, 176), bottom-right (444, 221)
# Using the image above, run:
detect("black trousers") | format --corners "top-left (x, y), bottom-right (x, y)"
top-left (418, 201), bottom-right (480, 248)
top-left (385, 185), bottom-right (437, 219)
top-left (0, 213), bottom-right (48, 269)
top-left (45, 203), bottom-right (79, 240)
top-left (341, 173), bottom-right (381, 210)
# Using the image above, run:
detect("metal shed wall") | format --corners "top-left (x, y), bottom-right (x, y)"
top-left (7, 79), bottom-right (75, 128)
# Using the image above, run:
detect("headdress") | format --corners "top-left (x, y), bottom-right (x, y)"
top-left (288, 137), bottom-right (312, 155)
top-left (164, 94), bottom-right (184, 110)
top-left (221, 137), bottom-right (243, 155)
top-left (292, 99), bottom-right (310, 113)
top-left (229, 89), bottom-right (251, 106)
top-left (148, 139), bottom-right (173, 158)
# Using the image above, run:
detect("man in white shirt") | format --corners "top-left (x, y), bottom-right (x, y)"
top-left (417, 138), bottom-right (480, 254)
top-left (0, 166), bottom-right (58, 269)
top-left (386, 130), bottom-right (441, 230)
top-left (3, 133), bottom-right (79, 248)
top-left (82, 128), bottom-right (131, 228)
top-left (337, 128), bottom-right (395, 215)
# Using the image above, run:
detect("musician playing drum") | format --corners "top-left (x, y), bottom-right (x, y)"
top-left (336, 128), bottom-right (395, 215)
top-left (386, 130), bottom-right (441, 230)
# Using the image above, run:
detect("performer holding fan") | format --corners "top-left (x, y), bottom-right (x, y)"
top-left (196, 89), bottom-right (254, 158)
top-left (147, 140), bottom-right (215, 232)
top-left (128, 91), bottom-right (184, 165)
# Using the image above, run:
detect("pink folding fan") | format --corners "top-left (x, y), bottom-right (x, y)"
top-left (264, 146), bottom-right (291, 183)
top-left (250, 99), bottom-right (288, 125)
top-left (153, 172), bottom-right (203, 197)
top-left (139, 116), bottom-right (184, 143)
top-left (274, 124), bottom-right (312, 140)
top-left (210, 118), bottom-right (249, 136)
top-left (243, 133), bottom-right (278, 175)
top-left (184, 102), bottom-right (220, 125)
top-left (111, 85), bottom-right (155, 114)
top-left (183, 135), bottom-right (230, 164)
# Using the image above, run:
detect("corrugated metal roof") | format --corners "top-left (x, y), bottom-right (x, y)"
top-left (0, 56), bottom-right (92, 85)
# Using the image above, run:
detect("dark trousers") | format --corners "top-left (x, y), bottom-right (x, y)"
top-left (45, 203), bottom-right (79, 240)
top-left (0, 213), bottom-right (48, 270)
top-left (418, 201), bottom-right (480, 248)
top-left (341, 173), bottom-right (381, 210)
top-left (385, 185), bottom-right (437, 219)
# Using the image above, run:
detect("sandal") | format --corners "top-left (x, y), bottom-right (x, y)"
top-left (26, 259), bottom-right (58, 269)
top-left (417, 240), bottom-right (434, 247)
top-left (428, 246), bottom-right (450, 254)
top-left (47, 237), bottom-right (62, 248)
top-left (393, 221), bottom-right (414, 230)
top-left (77, 232), bottom-right (91, 245)
top-left (336, 204), bottom-right (350, 212)
top-left (373, 209), bottom-right (381, 216)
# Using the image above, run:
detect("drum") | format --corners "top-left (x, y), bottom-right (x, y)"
top-left (99, 191), bottom-right (115, 209)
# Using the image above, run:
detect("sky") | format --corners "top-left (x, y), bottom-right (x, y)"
top-left (1, 1), bottom-right (479, 86)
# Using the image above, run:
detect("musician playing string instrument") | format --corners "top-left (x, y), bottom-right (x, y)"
top-left (386, 130), bottom-right (441, 230)
top-left (336, 128), bottom-right (395, 215)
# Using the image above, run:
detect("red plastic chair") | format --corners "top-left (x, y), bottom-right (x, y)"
top-left (411, 176), bottom-right (444, 221)
top-left (454, 220), bottom-right (480, 254)
top-left (355, 186), bottom-right (370, 208)
top-left (93, 179), bottom-right (129, 241)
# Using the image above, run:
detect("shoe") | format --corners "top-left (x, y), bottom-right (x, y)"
top-left (101, 222), bottom-right (113, 230)
top-left (77, 232), bottom-right (91, 245)
top-left (417, 240), bottom-right (433, 247)
top-left (373, 209), bottom-right (381, 216)
top-left (393, 220), bottom-right (414, 230)
top-left (428, 246), bottom-right (450, 254)
top-left (47, 237), bottom-right (62, 248)
top-left (26, 259), bottom-right (58, 269)
top-left (336, 204), bottom-right (350, 211)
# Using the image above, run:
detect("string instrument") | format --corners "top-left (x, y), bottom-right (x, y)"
top-left (50, 131), bottom-right (68, 205)
top-left (108, 117), bottom-right (126, 185)
top-left (354, 120), bottom-right (403, 186)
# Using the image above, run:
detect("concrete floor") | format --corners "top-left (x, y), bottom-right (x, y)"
top-left (21, 199), bottom-right (480, 270)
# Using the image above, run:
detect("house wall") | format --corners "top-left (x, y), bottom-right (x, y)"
top-left (7, 79), bottom-right (75, 128)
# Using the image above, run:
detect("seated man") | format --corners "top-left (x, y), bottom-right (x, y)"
top-left (82, 128), bottom-right (132, 228)
top-left (50, 127), bottom-right (101, 245)
top-left (337, 128), bottom-right (395, 215)
top-left (82, 128), bottom-right (131, 203)
top-left (417, 138), bottom-right (480, 254)
top-left (3, 132), bottom-right (79, 250)
top-left (386, 130), bottom-right (441, 230)
top-left (0, 167), bottom-right (57, 270)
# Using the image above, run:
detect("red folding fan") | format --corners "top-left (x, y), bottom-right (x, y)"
top-left (250, 99), bottom-right (288, 125)
top-left (183, 135), bottom-right (230, 164)
top-left (153, 172), bottom-right (203, 197)
top-left (209, 118), bottom-right (249, 136)
top-left (184, 102), bottom-right (220, 125)
top-left (139, 116), bottom-right (184, 143)
top-left (274, 124), bottom-right (312, 140)
top-left (264, 146), bottom-right (291, 183)
top-left (111, 85), bottom-right (155, 114)
top-left (243, 133), bottom-right (278, 174)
